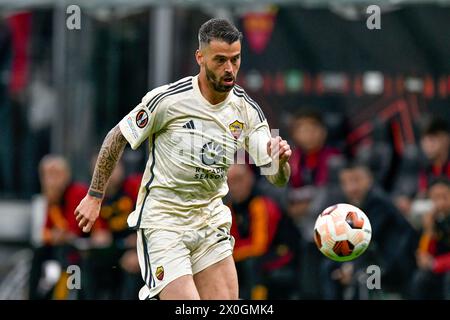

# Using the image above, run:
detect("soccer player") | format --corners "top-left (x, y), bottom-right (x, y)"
top-left (74, 18), bottom-right (291, 300)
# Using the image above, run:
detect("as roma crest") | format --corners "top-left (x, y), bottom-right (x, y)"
top-left (155, 266), bottom-right (164, 281)
top-left (229, 120), bottom-right (244, 139)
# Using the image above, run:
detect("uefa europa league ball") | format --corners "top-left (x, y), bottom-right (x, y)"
top-left (314, 203), bottom-right (372, 262)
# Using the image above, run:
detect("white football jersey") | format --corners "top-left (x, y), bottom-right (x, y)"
top-left (119, 75), bottom-right (272, 230)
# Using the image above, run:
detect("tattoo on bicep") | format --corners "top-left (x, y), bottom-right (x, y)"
top-left (89, 125), bottom-right (127, 196)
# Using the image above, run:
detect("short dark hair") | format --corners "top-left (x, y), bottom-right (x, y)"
top-left (340, 160), bottom-right (372, 177)
top-left (293, 108), bottom-right (325, 127)
top-left (429, 177), bottom-right (450, 190)
top-left (198, 18), bottom-right (242, 48)
top-left (421, 117), bottom-right (450, 137)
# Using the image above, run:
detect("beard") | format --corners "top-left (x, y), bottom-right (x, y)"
top-left (205, 65), bottom-right (235, 93)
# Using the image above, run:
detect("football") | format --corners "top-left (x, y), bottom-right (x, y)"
top-left (314, 203), bottom-right (372, 262)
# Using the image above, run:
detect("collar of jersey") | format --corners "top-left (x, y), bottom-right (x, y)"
top-left (192, 74), bottom-right (233, 110)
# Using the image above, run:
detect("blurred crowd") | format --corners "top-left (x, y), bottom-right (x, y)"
top-left (30, 155), bottom-right (142, 299)
top-left (227, 111), bottom-right (450, 300)
top-left (0, 5), bottom-right (448, 301)
top-left (29, 109), bottom-right (450, 300)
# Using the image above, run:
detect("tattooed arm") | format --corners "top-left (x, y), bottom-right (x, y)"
top-left (88, 125), bottom-right (128, 198)
top-left (75, 125), bottom-right (128, 232)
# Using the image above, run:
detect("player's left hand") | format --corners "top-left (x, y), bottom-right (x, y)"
top-left (267, 136), bottom-right (292, 165)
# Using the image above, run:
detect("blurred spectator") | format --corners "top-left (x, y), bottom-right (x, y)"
top-left (288, 109), bottom-right (341, 188)
top-left (353, 118), bottom-right (395, 190)
top-left (286, 187), bottom-right (316, 239)
top-left (29, 155), bottom-right (87, 300)
top-left (321, 162), bottom-right (418, 299)
top-left (83, 157), bottom-right (142, 300)
top-left (419, 119), bottom-right (450, 194)
top-left (282, 187), bottom-right (324, 299)
top-left (253, 188), bottom-right (309, 300)
top-left (394, 117), bottom-right (450, 220)
top-left (411, 178), bottom-right (450, 299)
top-left (39, 156), bottom-right (86, 245)
top-left (226, 164), bottom-right (282, 300)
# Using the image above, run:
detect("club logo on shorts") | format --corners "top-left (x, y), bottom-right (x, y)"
top-left (229, 120), bottom-right (244, 139)
top-left (155, 266), bottom-right (164, 281)
top-left (136, 109), bottom-right (149, 128)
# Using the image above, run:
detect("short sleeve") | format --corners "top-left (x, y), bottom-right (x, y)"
top-left (244, 99), bottom-right (273, 167)
top-left (119, 85), bottom-right (169, 150)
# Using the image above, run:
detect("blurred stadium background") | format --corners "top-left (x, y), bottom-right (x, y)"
top-left (0, 0), bottom-right (449, 300)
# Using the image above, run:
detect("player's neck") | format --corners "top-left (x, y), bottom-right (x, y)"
top-left (197, 74), bottom-right (229, 105)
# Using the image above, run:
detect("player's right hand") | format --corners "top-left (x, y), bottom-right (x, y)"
top-left (74, 194), bottom-right (102, 233)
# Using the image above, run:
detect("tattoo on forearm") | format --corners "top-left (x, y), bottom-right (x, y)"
top-left (89, 125), bottom-right (127, 198)
top-left (267, 162), bottom-right (291, 187)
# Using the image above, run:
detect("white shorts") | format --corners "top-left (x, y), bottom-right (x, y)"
top-left (136, 220), bottom-right (234, 300)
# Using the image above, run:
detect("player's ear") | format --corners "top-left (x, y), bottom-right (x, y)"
top-left (195, 49), bottom-right (203, 66)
